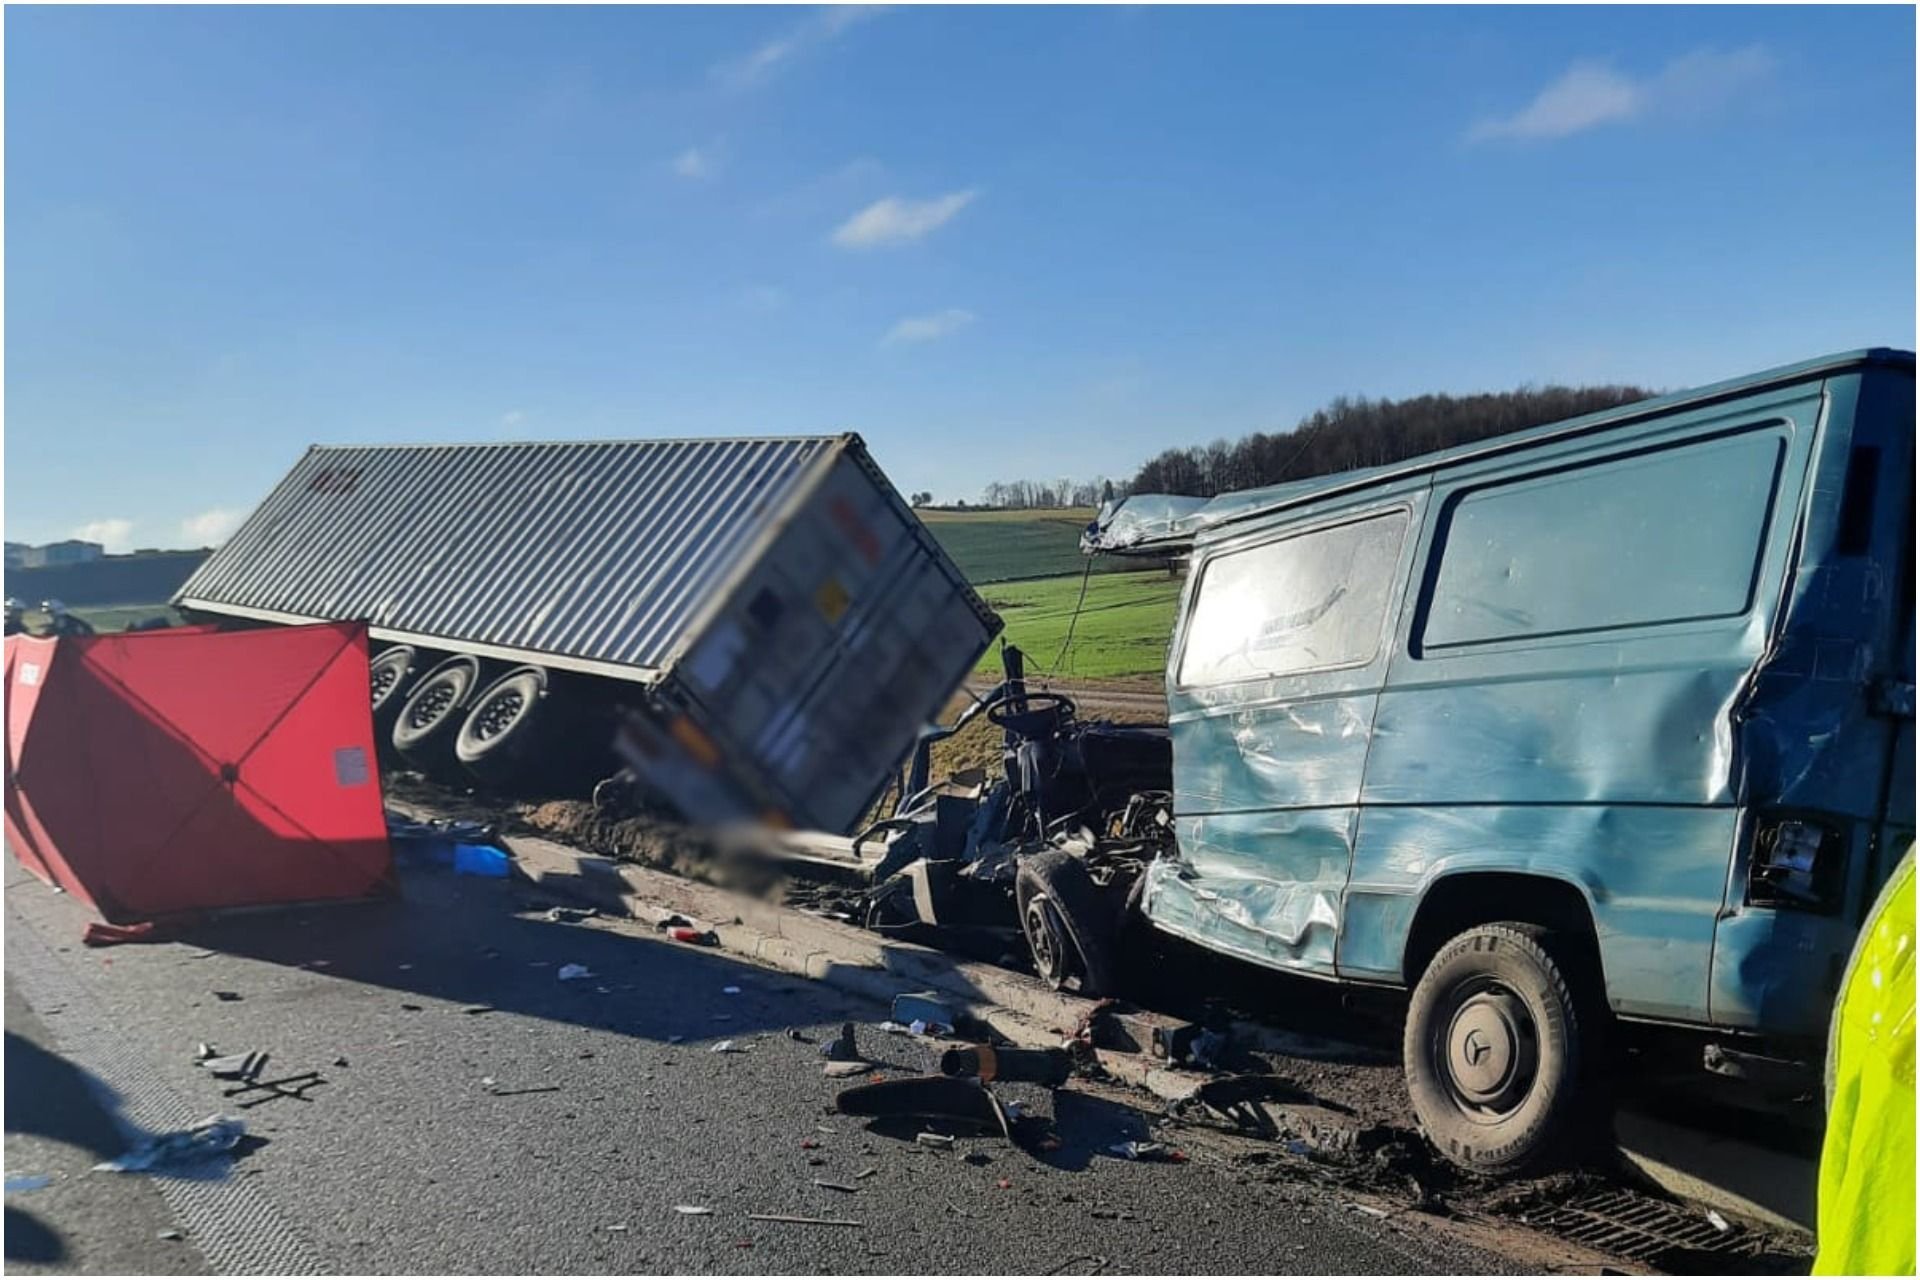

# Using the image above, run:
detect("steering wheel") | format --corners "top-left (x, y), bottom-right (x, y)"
top-left (988, 691), bottom-right (1078, 736)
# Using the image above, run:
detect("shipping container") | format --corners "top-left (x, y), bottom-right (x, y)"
top-left (175, 434), bottom-right (1001, 832)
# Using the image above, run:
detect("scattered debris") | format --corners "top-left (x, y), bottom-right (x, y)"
top-left (939, 1044), bottom-right (1072, 1086)
top-left (746, 1213), bottom-right (863, 1228)
top-left (915, 1133), bottom-right (956, 1150)
top-left (200, 1051), bottom-right (268, 1081)
top-left (820, 1023), bottom-right (861, 1062)
top-left (212, 991), bottom-right (242, 1002)
top-left (1707, 1209), bottom-right (1731, 1233)
top-left (668, 926), bottom-right (719, 946)
top-left (785, 1028), bottom-right (814, 1043)
top-left (193, 1042), bottom-right (217, 1062)
top-left (1108, 1141), bottom-right (1185, 1163)
top-left (400, 1003), bottom-right (424, 1012)
top-left (710, 1040), bottom-right (741, 1054)
top-left (855, 1167), bottom-right (878, 1180)
top-left (333, 1056), bottom-right (350, 1068)
top-left (604, 1224), bottom-right (628, 1233)
top-left (460, 1005), bottom-right (496, 1016)
top-left (673, 1206), bottom-right (713, 1216)
top-left (157, 1228), bottom-right (184, 1242)
top-left (837, 1076), bottom-right (1013, 1140)
top-left (95, 1116), bottom-right (245, 1172)
top-left (891, 991), bottom-right (961, 1031)
top-left (824, 1062), bottom-right (868, 1079)
top-left (547, 906), bottom-right (596, 923)
top-left (5, 1175), bottom-right (52, 1193)
top-left (722, 986), bottom-right (743, 995)
top-left (813, 1179), bottom-right (858, 1193)
top-left (557, 964), bottom-right (594, 982)
top-left (223, 1071), bottom-right (325, 1108)
top-left (1347, 1202), bottom-right (1390, 1219)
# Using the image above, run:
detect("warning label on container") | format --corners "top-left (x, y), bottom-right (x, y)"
top-left (334, 746), bottom-right (370, 788)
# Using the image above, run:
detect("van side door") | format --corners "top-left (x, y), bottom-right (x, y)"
top-left (1145, 489), bottom-right (1425, 976)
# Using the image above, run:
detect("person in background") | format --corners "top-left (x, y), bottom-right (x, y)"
top-left (39, 599), bottom-right (94, 638)
top-left (1813, 848), bottom-right (1915, 1276)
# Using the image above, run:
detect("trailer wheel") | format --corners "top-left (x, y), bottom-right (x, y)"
top-left (1016, 850), bottom-right (1119, 997)
top-left (456, 666), bottom-right (552, 787)
top-left (369, 646), bottom-right (420, 737)
top-left (1403, 922), bottom-right (1597, 1176)
top-left (391, 654), bottom-right (485, 777)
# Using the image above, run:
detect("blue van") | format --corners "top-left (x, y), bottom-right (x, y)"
top-left (1077, 349), bottom-right (1914, 1172)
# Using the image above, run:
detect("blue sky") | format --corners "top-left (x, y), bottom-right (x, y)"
top-left (5, 4), bottom-right (1914, 550)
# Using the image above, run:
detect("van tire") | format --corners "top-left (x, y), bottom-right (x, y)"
top-left (1403, 922), bottom-right (1597, 1176)
top-left (1016, 850), bottom-right (1119, 997)
top-left (391, 654), bottom-right (486, 777)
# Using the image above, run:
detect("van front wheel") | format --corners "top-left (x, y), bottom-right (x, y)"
top-left (1403, 922), bottom-right (1594, 1176)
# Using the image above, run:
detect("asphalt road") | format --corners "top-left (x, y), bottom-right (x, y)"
top-left (3, 863), bottom-right (1523, 1276)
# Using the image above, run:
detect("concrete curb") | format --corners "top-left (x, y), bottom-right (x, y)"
top-left (506, 832), bottom-right (1095, 1050)
top-left (503, 826), bottom-right (1818, 1236)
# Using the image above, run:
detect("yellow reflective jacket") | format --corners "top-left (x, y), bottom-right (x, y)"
top-left (1814, 849), bottom-right (1915, 1277)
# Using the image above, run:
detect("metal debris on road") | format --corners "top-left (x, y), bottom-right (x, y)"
top-left (855, 1167), bottom-right (878, 1180)
top-left (823, 1062), bottom-right (868, 1078)
top-left (1108, 1141), bottom-right (1185, 1163)
top-left (1706, 1209), bottom-right (1731, 1233)
top-left (710, 1040), bottom-right (741, 1053)
top-left (157, 1228), bottom-right (185, 1241)
top-left (915, 1133), bottom-right (955, 1150)
top-left (547, 906), bottom-right (596, 923)
top-left (819, 1023), bottom-right (860, 1062)
top-left (223, 1071), bottom-right (325, 1108)
top-left (813, 1179), bottom-right (858, 1193)
top-left (212, 991), bottom-right (242, 1002)
top-left (193, 1042), bottom-right (217, 1061)
top-left (95, 1115), bottom-right (245, 1172)
top-left (557, 964), bottom-right (594, 981)
top-left (746, 1213), bottom-right (864, 1228)
top-left (200, 1051), bottom-right (269, 1081)
top-left (673, 1206), bottom-right (713, 1215)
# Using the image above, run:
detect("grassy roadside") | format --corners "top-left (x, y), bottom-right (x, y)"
top-left (972, 569), bottom-right (1181, 681)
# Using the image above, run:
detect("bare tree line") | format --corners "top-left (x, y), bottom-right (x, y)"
top-left (1125, 384), bottom-right (1657, 499)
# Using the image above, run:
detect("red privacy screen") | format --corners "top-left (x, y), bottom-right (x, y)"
top-left (4, 621), bottom-right (392, 923)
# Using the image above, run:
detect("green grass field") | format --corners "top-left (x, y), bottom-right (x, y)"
top-left (919, 506), bottom-right (1150, 584)
top-left (973, 569), bottom-right (1181, 680)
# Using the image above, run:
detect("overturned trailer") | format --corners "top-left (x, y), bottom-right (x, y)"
top-left (175, 435), bottom-right (1000, 833)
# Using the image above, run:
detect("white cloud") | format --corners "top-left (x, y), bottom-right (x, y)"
top-left (714, 6), bottom-right (886, 91)
top-left (832, 190), bottom-right (977, 249)
top-left (883, 308), bottom-right (976, 345)
top-left (501, 409), bottom-right (527, 428)
top-left (181, 508), bottom-right (244, 546)
top-left (673, 144), bottom-right (721, 180)
top-left (72, 518), bottom-right (134, 552)
top-left (1469, 45), bottom-right (1775, 142)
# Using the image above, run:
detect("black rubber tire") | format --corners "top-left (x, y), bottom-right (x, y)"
top-left (391, 654), bottom-right (486, 777)
top-left (1015, 849), bottom-right (1120, 997)
top-left (1403, 922), bottom-right (1597, 1176)
top-left (369, 645), bottom-right (421, 739)
top-left (455, 666), bottom-right (552, 787)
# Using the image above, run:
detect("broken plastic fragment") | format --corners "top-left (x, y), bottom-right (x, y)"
top-left (674, 1205), bottom-right (714, 1215)
top-left (95, 1116), bottom-right (245, 1172)
top-left (557, 964), bottom-right (593, 981)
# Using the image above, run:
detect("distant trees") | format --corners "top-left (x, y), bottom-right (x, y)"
top-left (1125, 384), bottom-right (1657, 499)
top-left (909, 491), bottom-right (934, 507)
top-left (978, 477), bottom-right (1117, 510)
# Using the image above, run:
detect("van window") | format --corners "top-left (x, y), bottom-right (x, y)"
top-left (1179, 511), bottom-right (1407, 686)
top-left (1421, 428), bottom-right (1783, 651)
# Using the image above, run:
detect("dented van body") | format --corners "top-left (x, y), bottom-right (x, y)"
top-left (1094, 349), bottom-right (1915, 1046)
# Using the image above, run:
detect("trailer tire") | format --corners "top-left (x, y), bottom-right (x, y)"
top-left (391, 654), bottom-right (486, 777)
top-left (1016, 850), bottom-right (1120, 997)
top-left (456, 666), bottom-right (555, 788)
top-left (1403, 922), bottom-right (1597, 1176)
top-left (369, 646), bottom-right (421, 741)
